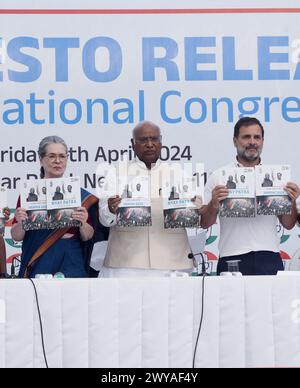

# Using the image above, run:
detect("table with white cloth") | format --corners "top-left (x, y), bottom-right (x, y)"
top-left (0, 276), bottom-right (300, 368)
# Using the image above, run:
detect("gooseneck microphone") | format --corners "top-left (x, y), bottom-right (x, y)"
top-left (9, 257), bottom-right (22, 279)
top-left (188, 252), bottom-right (210, 277)
top-left (10, 260), bottom-right (18, 279)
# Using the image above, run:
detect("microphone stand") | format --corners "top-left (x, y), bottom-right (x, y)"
top-left (10, 257), bottom-right (20, 279)
top-left (197, 253), bottom-right (210, 277)
top-left (0, 259), bottom-right (18, 279)
top-left (188, 252), bottom-right (210, 277)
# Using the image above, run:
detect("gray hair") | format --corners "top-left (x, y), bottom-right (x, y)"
top-left (38, 136), bottom-right (68, 158)
top-left (38, 136), bottom-right (68, 178)
top-left (132, 121), bottom-right (161, 139)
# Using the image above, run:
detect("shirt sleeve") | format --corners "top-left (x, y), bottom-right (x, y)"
top-left (99, 197), bottom-right (117, 227)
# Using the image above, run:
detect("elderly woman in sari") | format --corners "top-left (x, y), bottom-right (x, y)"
top-left (11, 136), bottom-right (98, 278)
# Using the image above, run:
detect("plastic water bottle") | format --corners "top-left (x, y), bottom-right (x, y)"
top-left (54, 272), bottom-right (65, 279)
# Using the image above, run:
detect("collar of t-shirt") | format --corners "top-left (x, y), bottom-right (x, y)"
top-left (234, 156), bottom-right (262, 168)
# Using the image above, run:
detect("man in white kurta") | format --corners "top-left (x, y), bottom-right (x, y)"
top-left (98, 121), bottom-right (202, 277)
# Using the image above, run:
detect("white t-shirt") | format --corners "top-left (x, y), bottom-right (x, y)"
top-left (204, 162), bottom-right (280, 258)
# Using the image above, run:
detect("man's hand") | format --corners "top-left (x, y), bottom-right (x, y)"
top-left (108, 196), bottom-right (122, 214)
top-left (278, 182), bottom-right (300, 230)
top-left (284, 182), bottom-right (300, 202)
top-left (211, 185), bottom-right (229, 209)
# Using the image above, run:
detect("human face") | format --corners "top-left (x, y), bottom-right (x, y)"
top-left (234, 124), bottom-right (264, 164)
top-left (40, 143), bottom-right (68, 178)
top-left (132, 123), bottom-right (162, 168)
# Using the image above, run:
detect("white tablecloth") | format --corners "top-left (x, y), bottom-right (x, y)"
top-left (0, 276), bottom-right (300, 368)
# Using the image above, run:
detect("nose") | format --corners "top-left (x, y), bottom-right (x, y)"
top-left (249, 137), bottom-right (258, 146)
top-left (145, 139), bottom-right (154, 147)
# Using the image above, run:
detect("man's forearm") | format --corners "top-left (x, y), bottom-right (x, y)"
top-left (200, 202), bottom-right (219, 229)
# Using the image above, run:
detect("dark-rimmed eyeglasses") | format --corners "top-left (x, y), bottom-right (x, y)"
top-left (44, 153), bottom-right (68, 162)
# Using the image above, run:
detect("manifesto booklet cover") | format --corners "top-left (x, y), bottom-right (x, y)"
top-left (162, 164), bottom-right (204, 228)
top-left (46, 177), bottom-right (82, 229)
top-left (116, 175), bottom-right (152, 227)
top-left (218, 167), bottom-right (255, 217)
top-left (21, 177), bottom-right (81, 230)
top-left (256, 165), bottom-right (291, 216)
top-left (21, 179), bottom-right (48, 231)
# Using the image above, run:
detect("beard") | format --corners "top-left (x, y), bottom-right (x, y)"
top-left (236, 146), bottom-right (262, 162)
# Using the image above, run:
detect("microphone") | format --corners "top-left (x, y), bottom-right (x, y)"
top-left (188, 253), bottom-right (195, 259)
top-left (10, 260), bottom-right (17, 278)
top-left (10, 257), bottom-right (21, 279)
top-left (188, 252), bottom-right (210, 277)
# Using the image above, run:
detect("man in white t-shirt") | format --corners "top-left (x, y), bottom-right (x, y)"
top-left (201, 117), bottom-right (300, 275)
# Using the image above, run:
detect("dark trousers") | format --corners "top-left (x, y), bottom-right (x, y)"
top-left (217, 251), bottom-right (284, 276)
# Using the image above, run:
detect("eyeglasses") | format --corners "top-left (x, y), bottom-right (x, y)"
top-left (44, 153), bottom-right (68, 162)
top-left (134, 136), bottom-right (162, 145)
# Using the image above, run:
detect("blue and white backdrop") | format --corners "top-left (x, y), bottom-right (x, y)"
top-left (1, 0), bottom-right (300, 269)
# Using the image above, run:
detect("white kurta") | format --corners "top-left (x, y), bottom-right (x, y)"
top-left (99, 160), bottom-right (194, 271)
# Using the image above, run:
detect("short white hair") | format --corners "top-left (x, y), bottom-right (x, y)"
top-left (132, 121), bottom-right (161, 139)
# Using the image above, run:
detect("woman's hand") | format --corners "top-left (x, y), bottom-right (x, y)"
top-left (72, 207), bottom-right (89, 225)
top-left (74, 207), bottom-right (94, 242)
top-left (14, 208), bottom-right (28, 223)
top-left (11, 208), bottom-right (27, 241)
